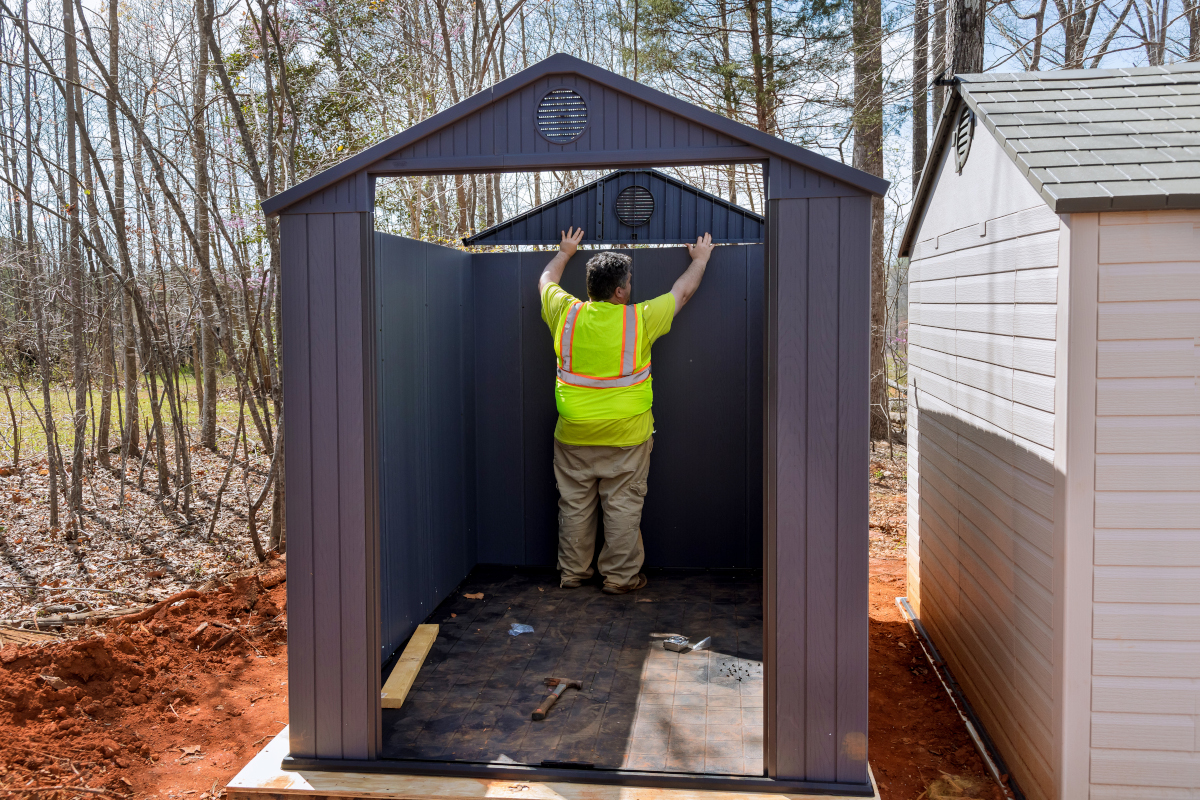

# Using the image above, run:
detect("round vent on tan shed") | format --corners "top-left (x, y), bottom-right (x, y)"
top-left (615, 185), bottom-right (654, 227)
top-left (536, 88), bottom-right (588, 144)
top-left (954, 105), bottom-right (975, 174)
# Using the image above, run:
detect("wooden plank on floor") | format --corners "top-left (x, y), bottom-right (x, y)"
top-left (381, 624), bottom-right (438, 709)
top-left (227, 727), bottom-right (880, 800)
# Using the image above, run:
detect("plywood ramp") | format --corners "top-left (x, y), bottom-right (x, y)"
top-left (227, 728), bottom-right (879, 800)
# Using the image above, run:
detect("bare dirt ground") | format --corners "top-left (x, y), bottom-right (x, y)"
top-left (0, 565), bottom-right (288, 799)
top-left (0, 439), bottom-right (1003, 800)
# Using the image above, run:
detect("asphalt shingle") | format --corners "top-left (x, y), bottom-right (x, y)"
top-left (958, 64), bottom-right (1200, 212)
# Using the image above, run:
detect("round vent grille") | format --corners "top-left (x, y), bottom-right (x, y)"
top-left (615, 186), bottom-right (654, 227)
top-left (536, 88), bottom-right (588, 143)
top-left (954, 105), bottom-right (975, 174)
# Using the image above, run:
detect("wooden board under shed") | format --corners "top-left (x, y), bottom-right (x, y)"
top-left (381, 623), bottom-right (438, 709)
top-left (226, 726), bottom-right (881, 800)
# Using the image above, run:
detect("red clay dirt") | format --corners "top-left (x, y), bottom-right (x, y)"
top-left (0, 571), bottom-right (288, 799)
top-left (0, 562), bottom-right (1002, 798)
top-left (868, 558), bottom-right (1004, 800)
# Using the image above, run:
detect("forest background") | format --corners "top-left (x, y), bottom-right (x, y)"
top-left (0, 0), bottom-right (1196, 614)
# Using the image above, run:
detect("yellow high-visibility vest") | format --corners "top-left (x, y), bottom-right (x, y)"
top-left (553, 300), bottom-right (653, 420)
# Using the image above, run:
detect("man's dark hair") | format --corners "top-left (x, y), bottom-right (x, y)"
top-left (585, 252), bottom-right (632, 301)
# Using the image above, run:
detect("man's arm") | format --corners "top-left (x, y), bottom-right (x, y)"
top-left (670, 233), bottom-right (716, 317)
top-left (538, 227), bottom-right (585, 293)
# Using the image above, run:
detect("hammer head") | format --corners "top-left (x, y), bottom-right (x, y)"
top-left (544, 676), bottom-right (583, 689)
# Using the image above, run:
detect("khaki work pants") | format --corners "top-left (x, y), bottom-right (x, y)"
top-left (553, 436), bottom-right (653, 590)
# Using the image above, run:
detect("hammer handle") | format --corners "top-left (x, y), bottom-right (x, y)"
top-left (532, 684), bottom-right (566, 721)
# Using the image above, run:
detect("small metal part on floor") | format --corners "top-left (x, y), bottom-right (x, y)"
top-left (227, 727), bottom-right (882, 799)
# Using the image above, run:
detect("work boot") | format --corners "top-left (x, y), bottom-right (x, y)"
top-left (602, 573), bottom-right (647, 595)
top-left (560, 576), bottom-right (583, 589)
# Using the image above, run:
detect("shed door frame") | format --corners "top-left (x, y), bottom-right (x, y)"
top-left (280, 155), bottom-right (870, 788)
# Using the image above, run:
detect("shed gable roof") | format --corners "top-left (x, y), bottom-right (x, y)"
top-left (463, 169), bottom-right (764, 245)
top-left (900, 63), bottom-right (1200, 256)
top-left (262, 54), bottom-right (888, 216)
top-left (960, 63), bottom-right (1200, 213)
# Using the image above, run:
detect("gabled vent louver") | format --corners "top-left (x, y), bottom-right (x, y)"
top-left (614, 185), bottom-right (654, 227)
top-left (536, 88), bottom-right (588, 144)
top-left (954, 105), bottom-right (975, 174)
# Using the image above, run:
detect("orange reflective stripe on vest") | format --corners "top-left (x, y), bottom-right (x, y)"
top-left (557, 303), bottom-right (652, 390)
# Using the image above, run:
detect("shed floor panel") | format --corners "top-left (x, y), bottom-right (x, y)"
top-left (382, 567), bottom-right (763, 776)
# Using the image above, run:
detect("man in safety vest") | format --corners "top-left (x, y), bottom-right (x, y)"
top-left (538, 227), bottom-right (716, 594)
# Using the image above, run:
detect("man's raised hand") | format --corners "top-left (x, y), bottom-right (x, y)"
top-left (686, 232), bottom-right (715, 263)
top-left (559, 227), bottom-right (585, 258)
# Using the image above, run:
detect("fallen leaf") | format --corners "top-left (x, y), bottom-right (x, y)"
top-left (463, 592), bottom-right (484, 600)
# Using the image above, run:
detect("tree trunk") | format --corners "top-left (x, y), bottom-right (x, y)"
top-left (913, 0), bottom-right (929, 195)
top-left (853, 0), bottom-right (889, 441)
top-left (22, 0), bottom-right (56, 528)
top-left (196, 0), bottom-right (218, 451)
top-left (105, 0), bottom-right (139, 461)
top-left (1187, 0), bottom-right (1200, 59)
top-left (946, 0), bottom-right (985, 77)
top-left (932, 0), bottom-right (947, 120)
top-left (63, 0), bottom-right (87, 528)
top-left (97, 279), bottom-right (114, 470)
top-left (746, 0), bottom-right (769, 132)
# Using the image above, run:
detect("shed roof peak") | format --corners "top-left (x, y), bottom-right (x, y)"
top-left (262, 54), bottom-right (887, 216)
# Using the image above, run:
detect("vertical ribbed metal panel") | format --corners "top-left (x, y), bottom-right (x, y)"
top-left (472, 253), bottom-right (525, 563)
top-left (375, 234), bottom-right (475, 663)
top-left (463, 246), bottom-right (764, 568)
top-left (465, 169), bottom-right (763, 246)
top-left (764, 197), bottom-right (869, 784)
top-left (282, 210), bottom-right (380, 761)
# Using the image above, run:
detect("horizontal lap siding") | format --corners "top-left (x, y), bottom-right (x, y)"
top-left (1090, 210), bottom-right (1200, 796)
top-left (908, 200), bottom-right (1061, 800)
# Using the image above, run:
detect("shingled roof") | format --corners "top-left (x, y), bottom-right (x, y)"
top-left (957, 63), bottom-right (1200, 213)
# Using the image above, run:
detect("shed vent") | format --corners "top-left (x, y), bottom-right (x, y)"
top-left (536, 89), bottom-right (588, 143)
top-left (615, 185), bottom-right (655, 227)
top-left (954, 105), bottom-right (975, 174)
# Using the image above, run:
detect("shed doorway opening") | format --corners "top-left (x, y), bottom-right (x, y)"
top-left (373, 168), bottom-right (766, 782)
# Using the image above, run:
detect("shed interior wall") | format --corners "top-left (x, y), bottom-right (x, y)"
top-left (376, 234), bottom-right (764, 662)
top-left (1088, 209), bottom-right (1200, 798)
top-left (906, 135), bottom-right (1062, 800)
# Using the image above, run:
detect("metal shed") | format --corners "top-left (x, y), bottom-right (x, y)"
top-left (463, 168), bottom-right (765, 245)
top-left (901, 64), bottom-right (1200, 800)
top-left (261, 53), bottom-right (888, 794)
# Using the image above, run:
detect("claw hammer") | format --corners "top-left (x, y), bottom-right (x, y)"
top-left (532, 676), bottom-right (582, 721)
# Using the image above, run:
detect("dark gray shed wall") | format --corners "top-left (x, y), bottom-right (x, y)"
top-left (375, 235), bottom-right (476, 663)
top-left (472, 246), bottom-right (764, 568)
top-left (371, 242), bottom-right (763, 662)
top-left (763, 195), bottom-right (870, 783)
top-left (281, 211), bottom-right (381, 760)
top-left (464, 170), bottom-right (764, 245)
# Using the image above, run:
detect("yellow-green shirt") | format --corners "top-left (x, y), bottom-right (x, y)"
top-left (541, 283), bottom-right (675, 446)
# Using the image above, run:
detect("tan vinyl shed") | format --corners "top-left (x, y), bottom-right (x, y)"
top-left (899, 64), bottom-right (1200, 800)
